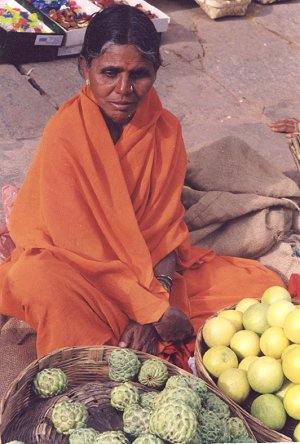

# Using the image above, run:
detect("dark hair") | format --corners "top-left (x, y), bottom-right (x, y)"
top-left (80, 4), bottom-right (162, 70)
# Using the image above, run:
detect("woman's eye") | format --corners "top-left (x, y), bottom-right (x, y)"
top-left (102, 70), bottom-right (118, 78)
top-left (130, 70), bottom-right (149, 80)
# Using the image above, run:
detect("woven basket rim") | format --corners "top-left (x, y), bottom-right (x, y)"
top-left (195, 300), bottom-right (297, 443)
top-left (0, 344), bottom-right (256, 442)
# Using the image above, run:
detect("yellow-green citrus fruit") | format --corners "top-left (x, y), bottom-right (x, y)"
top-left (230, 330), bottom-right (260, 359)
top-left (275, 378), bottom-right (295, 400)
top-left (217, 368), bottom-right (250, 404)
top-left (202, 317), bottom-right (236, 348)
top-left (238, 356), bottom-right (259, 372)
top-left (247, 356), bottom-right (284, 394)
top-left (282, 346), bottom-right (300, 384)
top-left (283, 384), bottom-right (300, 420)
top-left (266, 299), bottom-right (296, 328)
top-left (283, 310), bottom-right (300, 344)
top-left (261, 286), bottom-right (291, 305)
top-left (259, 327), bottom-right (290, 359)
top-left (242, 303), bottom-right (269, 335)
top-left (293, 422), bottom-right (300, 442)
top-left (203, 345), bottom-right (238, 378)
top-left (251, 394), bottom-right (286, 431)
top-left (218, 310), bottom-right (243, 331)
top-left (281, 343), bottom-right (300, 360)
top-left (235, 298), bottom-right (259, 313)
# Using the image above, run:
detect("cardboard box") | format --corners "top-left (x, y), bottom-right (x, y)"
top-left (0, 0), bottom-right (64, 63)
top-left (54, 0), bottom-right (170, 51)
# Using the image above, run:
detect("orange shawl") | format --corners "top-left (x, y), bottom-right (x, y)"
top-left (0, 86), bottom-right (284, 367)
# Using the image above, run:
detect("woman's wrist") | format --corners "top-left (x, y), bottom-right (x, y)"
top-left (155, 274), bottom-right (173, 293)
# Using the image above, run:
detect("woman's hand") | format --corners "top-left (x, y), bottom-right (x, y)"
top-left (153, 306), bottom-right (194, 342)
top-left (269, 118), bottom-right (299, 138)
top-left (119, 320), bottom-right (159, 355)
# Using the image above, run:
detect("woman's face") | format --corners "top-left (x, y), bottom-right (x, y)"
top-left (81, 44), bottom-right (157, 125)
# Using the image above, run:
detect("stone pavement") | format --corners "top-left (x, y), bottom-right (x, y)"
top-left (0, 0), bottom-right (300, 198)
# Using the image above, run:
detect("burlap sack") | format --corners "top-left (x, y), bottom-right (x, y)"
top-left (184, 136), bottom-right (300, 259)
top-left (195, 0), bottom-right (251, 19)
top-left (0, 316), bottom-right (36, 398)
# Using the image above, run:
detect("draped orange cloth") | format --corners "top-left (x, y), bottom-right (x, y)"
top-left (0, 86), bottom-right (284, 363)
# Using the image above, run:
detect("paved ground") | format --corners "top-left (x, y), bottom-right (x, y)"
top-left (0, 0), bottom-right (300, 204)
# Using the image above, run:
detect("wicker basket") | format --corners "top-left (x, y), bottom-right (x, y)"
top-left (195, 303), bottom-right (296, 443)
top-left (0, 345), bottom-right (256, 443)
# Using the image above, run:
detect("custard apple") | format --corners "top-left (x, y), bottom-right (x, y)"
top-left (5, 441), bottom-right (26, 444)
top-left (110, 382), bottom-right (140, 411)
top-left (165, 375), bottom-right (207, 400)
top-left (51, 400), bottom-right (88, 435)
top-left (108, 348), bottom-right (141, 382)
top-left (138, 359), bottom-right (168, 389)
top-left (123, 404), bottom-right (151, 437)
top-left (132, 434), bottom-right (165, 444)
top-left (232, 438), bottom-right (257, 443)
top-left (33, 367), bottom-right (68, 398)
top-left (94, 431), bottom-right (130, 443)
top-left (140, 391), bottom-right (159, 410)
top-left (227, 417), bottom-right (252, 442)
top-left (203, 392), bottom-right (230, 420)
top-left (149, 400), bottom-right (197, 443)
top-left (69, 427), bottom-right (99, 443)
top-left (198, 409), bottom-right (230, 444)
top-left (187, 424), bottom-right (202, 444)
top-left (153, 387), bottom-right (201, 414)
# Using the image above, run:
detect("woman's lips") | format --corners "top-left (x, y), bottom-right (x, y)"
top-left (110, 102), bottom-right (135, 111)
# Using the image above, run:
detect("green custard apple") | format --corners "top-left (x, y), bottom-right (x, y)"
top-left (150, 400), bottom-right (197, 444)
top-left (94, 431), bottom-right (130, 443)
top-left (69, 427), bottom-right (99, 443)
top-left (138, 359), bottom-right (169, 389)
top-left (123, 404), bottom-right (151, 437)
top-left (198, 409), bottom-right (230, 444)
top-left (33, 367), bottom-right (68, 398)
top-left (51, 400), bottom-right (88, 435)
top-left (203, 392), bottom-right (230, 420)
top-left (165, 375), bottom-right (207, 400)
top-left (108, 348), bottom-right (141, 382)
top-left (110, 382), bottom-right (140, 411)
top-left (140, 392), bottom-right (159, 410)
top-left (132, 434), bottom-right (165, 444)
top-left (227, 417), bottom-right (254, 442)
top-left (153, 387), bottom-right (201, 415)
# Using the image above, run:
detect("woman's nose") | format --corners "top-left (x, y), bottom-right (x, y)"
top-left (115, 74), bottom-right (132, 95)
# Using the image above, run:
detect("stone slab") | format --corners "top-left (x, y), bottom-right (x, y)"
top-left (0, 65), bottom-right (56, 140)
top-left (20, 58), bottom-right (84, 108)
top-left (252, 0), bottom-right (300, 46)
top-left (193, 7), bottom-right (300, 107)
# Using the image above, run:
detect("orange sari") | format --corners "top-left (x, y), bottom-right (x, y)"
top-left (0, 86), bottom-right (283, 364)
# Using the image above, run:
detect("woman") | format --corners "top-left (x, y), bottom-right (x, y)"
top-left (0, 5), bottom-right (284, 367)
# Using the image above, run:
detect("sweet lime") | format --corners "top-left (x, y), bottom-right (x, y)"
top-left (283, 384), bottom-right (300, 420)
top-left (202, 317), bottom-right (236, 348)
top-left (217, 368), bottom-right (250, 404)
top-left (203, 345), bottom-right (238, 378)
top-left (251, 394), bottom-right (286, 431)
top-left (261, 286), bottom-right (291, 305)
top-left (218, 309), bottom-right (243, 331)
top-left (293, 422), bottom-right (300, 442)
top-left (282, 346), bottom-right (300, 384)
top-left (275, 378), bottom-right (295, 401)
top-left (242, 303), bottom-right (269, 335)
top-left (283, 310), bottom-right (300, 344)
top-left (238, 356), bottom-right (259, 372)
top-left (266, 299), bottom-right (296, 328)
top-left (259, 327), bottom-right (290, 359)
top-left (235, 298), bottom-right (259, 313)
top-left (247, 356), bottom-right (284, 394)
top-left (230, 330), bottom-right (260, 359)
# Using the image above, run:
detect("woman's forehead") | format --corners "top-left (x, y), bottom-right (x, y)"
top-left (93, 44), bottom-right (153, 68)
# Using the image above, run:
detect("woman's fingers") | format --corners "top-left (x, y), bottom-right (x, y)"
top-left (269, 118), bottom-right (298, 134)
top-left (118, 322), bottom-right (134, 348)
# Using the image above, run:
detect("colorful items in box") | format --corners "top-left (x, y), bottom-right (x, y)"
top-left (0, 5), bottom-right (47, 32)
top-left (26, 0), bottom-right (90, 29)
top-left (91, 0), bottom-right (158, 19)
